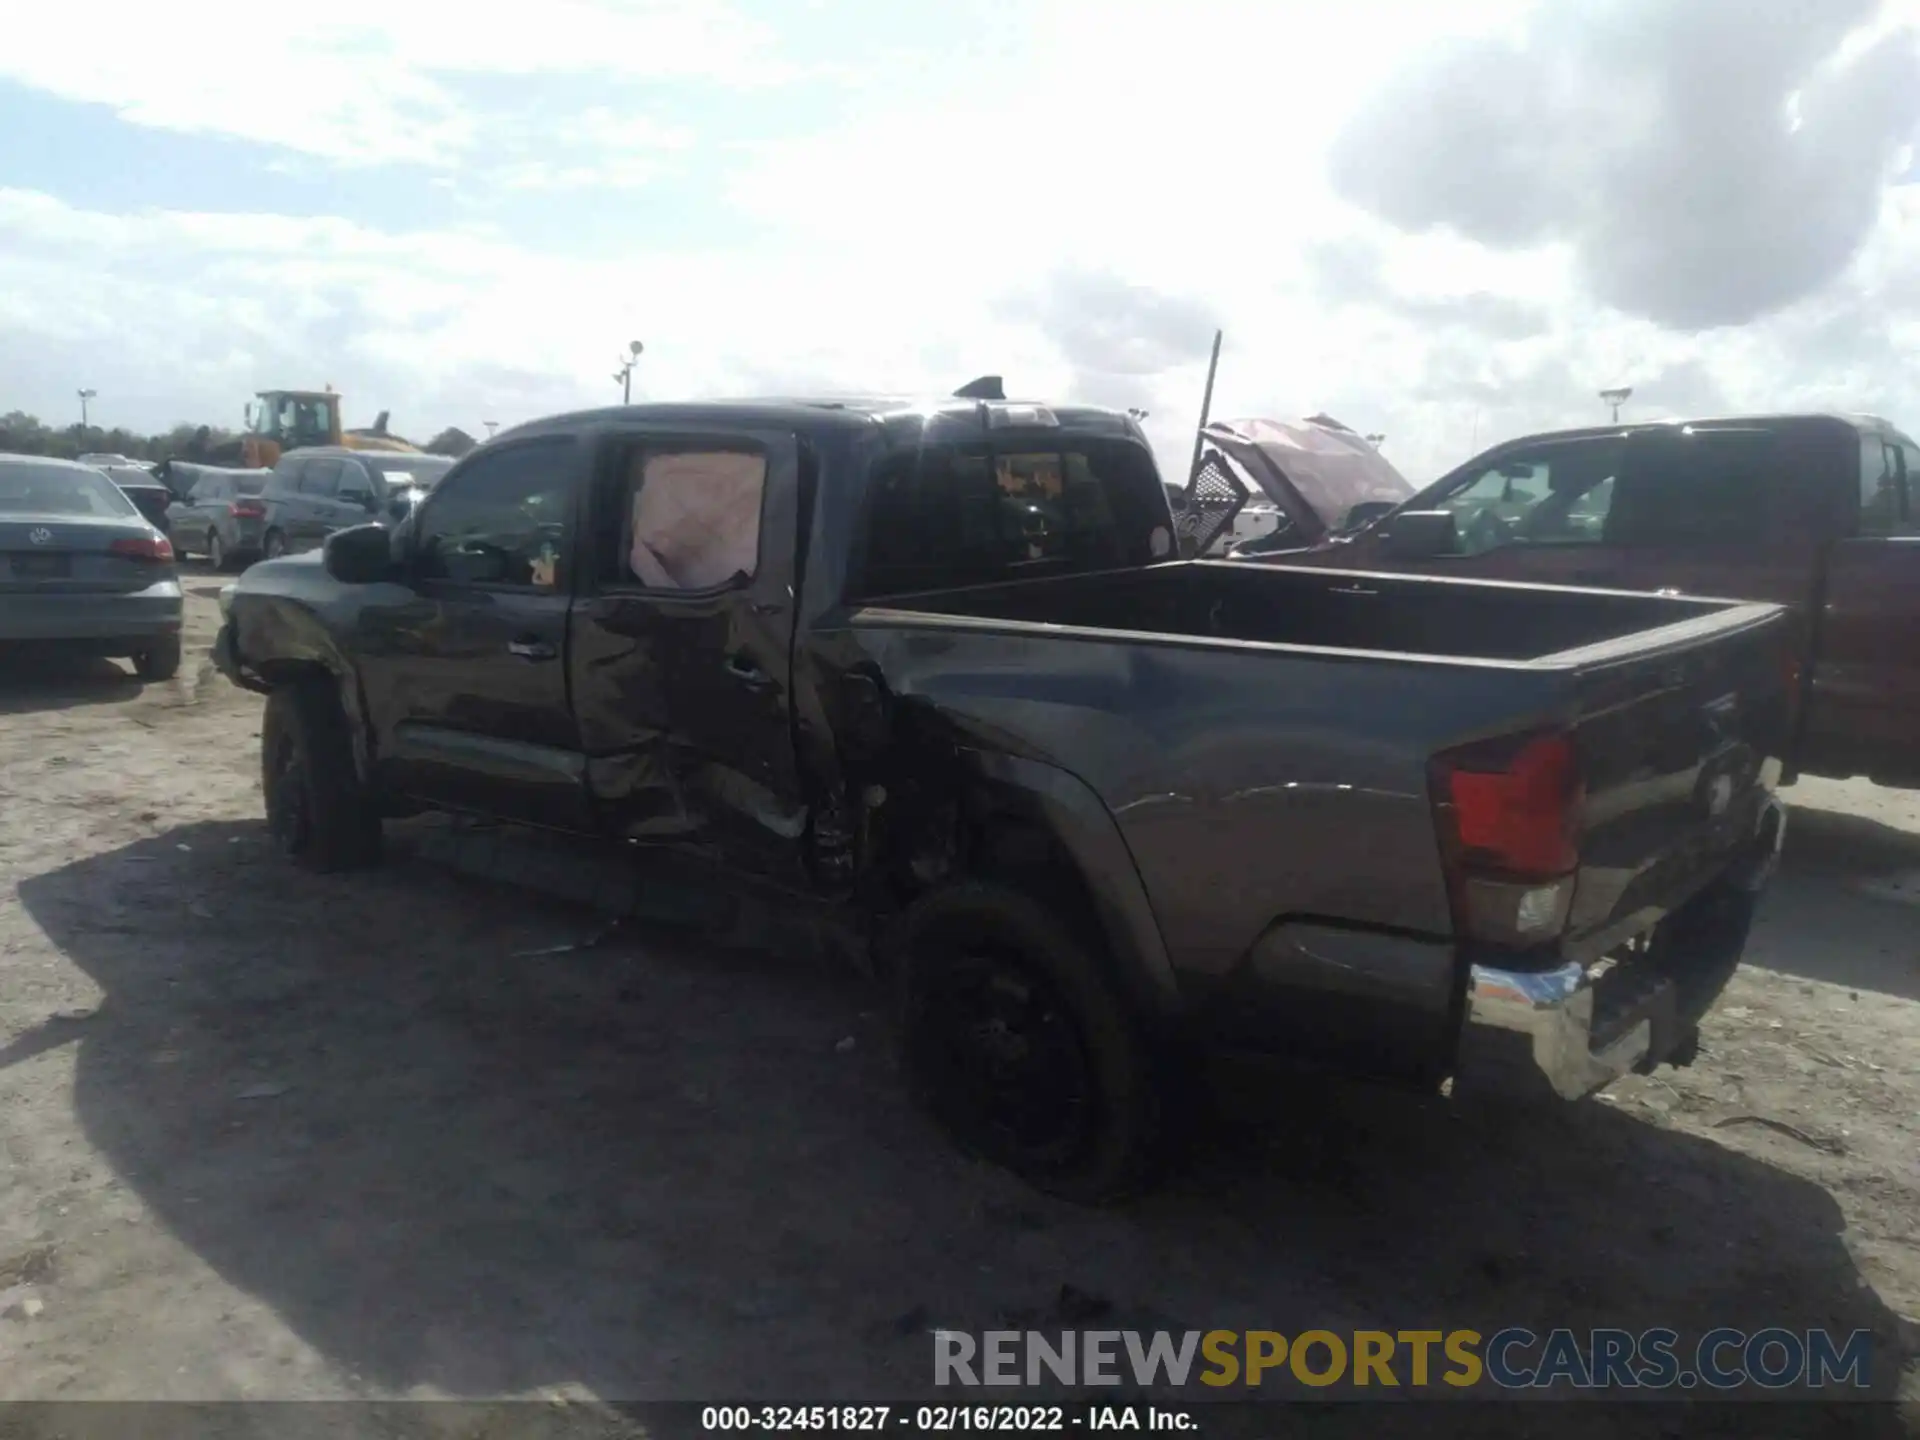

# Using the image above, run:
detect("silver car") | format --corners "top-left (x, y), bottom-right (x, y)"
top-left (0, 454), bottom-right (185, 680)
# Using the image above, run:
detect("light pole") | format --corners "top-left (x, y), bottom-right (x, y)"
top-left (1365, 432), bottom-right (1386, 449)
top-left (613, 340), bottom-right (644, 404)
top-left (1599, 386), bottom-right (1632, 424)
top-left (483, 421), bottom-right (498, 439)
top-left (1126, 407), bottom-right (1149, 421)
top-left (77, 388), bottom-right (96, 439)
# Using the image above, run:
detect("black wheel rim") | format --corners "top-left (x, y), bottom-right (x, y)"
top-left (265, 730), bottom-right (309, 855)
top-left (910, 946), bottom-right (1097, 1171)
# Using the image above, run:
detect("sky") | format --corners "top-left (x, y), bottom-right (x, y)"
top-left (2, 0), bottom-right (1918, 482)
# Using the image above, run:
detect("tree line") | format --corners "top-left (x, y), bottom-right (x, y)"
top-left (0, 411), bottom-right (238, 463)
top-left (0, 411), bottom-right (479, 462)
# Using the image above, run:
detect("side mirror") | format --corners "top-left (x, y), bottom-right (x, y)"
top-left (1341, 500), bottom-right (1398, 533)
top-left (1379, 509), bottom-right (1460, 561)
top-left (244, 403), bottom-right (255, 428)
top-left (323, 523), bottom-right (397, 584)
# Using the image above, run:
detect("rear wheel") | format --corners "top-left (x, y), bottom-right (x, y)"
top-left (261, 678), bottom-right (383, 872)
top-left (131, 637), bottom-right (182, 682)
top-left (263, 529), bottom-right (287, 560)
top-left (207, 529), bottom-right (227, 570)
top-left (892, 880), bottom-right (1168, 1203)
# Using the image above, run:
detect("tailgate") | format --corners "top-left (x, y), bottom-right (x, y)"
top-left (1558, 602), bottom-right (1791, 958)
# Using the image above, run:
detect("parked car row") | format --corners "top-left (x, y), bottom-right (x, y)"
top-left (213, 389), bottom-right (1792, 1201)
top-left (152, 449), bottom-right (455, 568)
top-left (0, 445), bottom-right (454, 687)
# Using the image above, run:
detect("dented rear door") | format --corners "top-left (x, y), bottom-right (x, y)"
top-left (570, 425), bottom-right (808, 884)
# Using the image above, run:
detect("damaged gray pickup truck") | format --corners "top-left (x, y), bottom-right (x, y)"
top-left (214, 392), bottom-right (1790, 1200)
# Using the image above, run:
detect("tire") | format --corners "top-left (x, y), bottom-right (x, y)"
top-left (131, 637), bottom-right (182, 682)
top-left (263, 529), bottom-right (288, 560)
top-left (260, 678), bottom-right (383, 872)
top-left (890, 880), bottom-right (1168, 1203)
top-left (207, 529), bottom-right (227, 570)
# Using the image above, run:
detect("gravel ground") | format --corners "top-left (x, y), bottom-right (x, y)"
top-left (0, 581), bottom-right (1915, 1435)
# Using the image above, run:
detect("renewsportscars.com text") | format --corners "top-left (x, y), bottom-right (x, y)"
top-left (933, 1327), bottom-right (1873, 1392)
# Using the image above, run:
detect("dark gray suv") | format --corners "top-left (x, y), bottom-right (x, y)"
top-left (257, 448), bottom-right (454, 558)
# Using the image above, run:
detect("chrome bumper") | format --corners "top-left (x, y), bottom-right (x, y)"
top-left (1460, 960), bottom-right (1653, 1100)
top-left (1458, 794), bottom-right (1787, 1102)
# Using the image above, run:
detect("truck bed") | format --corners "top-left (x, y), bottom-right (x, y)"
top-left (861, 559), bottom-right (1757, 664)
top-left (846, 556), bottom-right (1789, 1079)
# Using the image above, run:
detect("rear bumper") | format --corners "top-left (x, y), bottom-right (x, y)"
top-left (1456, 793), bottom-right (1786, 1101)
top-left (0, 582), bottom-right (184, 643)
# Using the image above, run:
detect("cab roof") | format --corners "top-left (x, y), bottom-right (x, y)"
top-left (498, 395), bottom-right (1149, 446)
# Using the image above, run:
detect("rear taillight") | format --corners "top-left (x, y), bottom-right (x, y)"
top-left (1430, 728), bottom-right (1584, 944)
top-left (111, 535), bottom-right (175, 563)
top-left (230, 499), bottom-right (266, 518)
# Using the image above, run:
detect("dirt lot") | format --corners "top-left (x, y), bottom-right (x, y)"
top-left (0, 581), bottom-right (1916, 1428)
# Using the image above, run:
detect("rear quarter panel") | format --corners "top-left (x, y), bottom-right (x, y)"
top-left (836, 616), bottom-right (1569, 974)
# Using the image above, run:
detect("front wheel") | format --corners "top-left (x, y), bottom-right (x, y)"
top-left (207, 529), bottom-right (227, 570)
top-left (261, 679), bottom-right (383, 872)
top-left (263, 529), bottom-right (288, 560)
top-left (891, 881), bottom-right (1169, 1203)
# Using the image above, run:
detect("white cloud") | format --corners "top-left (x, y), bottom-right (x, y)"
top-left (4, 0), bottom-right (1920, 483)
top-left (0, 0), bottom-right (789, 167)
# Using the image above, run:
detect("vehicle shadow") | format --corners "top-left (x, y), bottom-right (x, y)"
top-left (13, 821), bottom-right (1911, 1422)
top-left (0, 648), bottom-right (140, 716)
top-left (1751, 804), bottom-right (1920, 1001)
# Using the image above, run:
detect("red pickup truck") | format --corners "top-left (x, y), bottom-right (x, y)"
top-left (1260, 413), bottom-right (1920, 789)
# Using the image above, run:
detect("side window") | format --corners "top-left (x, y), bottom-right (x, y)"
top-left (336, 461), bottom-right (376, 503)
top-left (299, 459), bottom-right (342, 497)
top-left (1859, 435), bottom-right (1904, 535)
top-left (609, 447), bottom-right (766, 591)
top-left (268, 461), bottom-right (300, 495)
top-left (415, 437), bottom-right (575, 589)
top-left (1430, 439), bottom-right (1624, 555)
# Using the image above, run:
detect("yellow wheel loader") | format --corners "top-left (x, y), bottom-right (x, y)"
top-left (219, 387), bottom-right (422, 468)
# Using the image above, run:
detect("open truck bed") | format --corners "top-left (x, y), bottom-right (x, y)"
top-left (847, 556), bottom-right (1790, 1087)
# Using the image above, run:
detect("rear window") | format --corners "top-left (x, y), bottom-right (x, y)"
top-left (854, 438), bottom-right (1173, 600)
top-left (232, 474), bottom-right (267, 496)
top-left (1606, 429), bottom-right (1776, 546)
top-left (0, 462), bottom-right (141, 517)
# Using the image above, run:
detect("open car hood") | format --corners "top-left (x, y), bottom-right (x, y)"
top-left (1204, 416), bottom-right (1414, 537)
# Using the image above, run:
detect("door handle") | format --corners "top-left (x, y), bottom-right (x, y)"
top-left (507, 637), bottom-right (557, 661)
top-left (723, 654), bottom-right (773, 688)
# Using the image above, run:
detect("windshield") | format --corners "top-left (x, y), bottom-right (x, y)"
top-left (255, 395), bottom-right (333, 447)
top-left (0, 462), bottom-right (142, 517)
